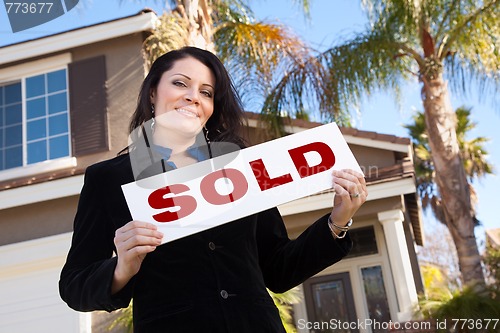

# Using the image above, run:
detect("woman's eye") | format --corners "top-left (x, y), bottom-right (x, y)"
top-left (201, 90), bottom-right (213, 98)
top-left (173, 81), bottom-right (187, 87)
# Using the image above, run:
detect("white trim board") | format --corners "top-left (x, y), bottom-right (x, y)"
top-left (0, 53), bottom-right (72, 83)
top-left (0, 157), bottom-right (77, 183)
top-left (278, 178), bottom-right (415, 216)
top-left (0, 175), bottom-right (84, 210)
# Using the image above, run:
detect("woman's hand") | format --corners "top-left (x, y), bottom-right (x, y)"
top-left (111, 220), bottom-right (163, 294)
top-left (330, 169), bottom-right (368, 229)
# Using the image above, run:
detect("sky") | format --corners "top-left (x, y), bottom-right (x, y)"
top-left (0, 0), bottom-right (498, 242)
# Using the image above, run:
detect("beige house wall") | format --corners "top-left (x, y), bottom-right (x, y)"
top-left (72, 33), bottom-right (147, 167)
top-left (0, 33), bottom-right (146, 247)
top-left (0, 196), bottom-right (78, 246)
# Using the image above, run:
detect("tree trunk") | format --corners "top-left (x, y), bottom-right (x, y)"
top-left (421, 73), bottom-right (485, 288)
top-left (180, 0), bottom-right (215, 52)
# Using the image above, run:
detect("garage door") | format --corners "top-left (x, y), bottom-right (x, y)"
top-left (0, 233), bottom-right (85, 333)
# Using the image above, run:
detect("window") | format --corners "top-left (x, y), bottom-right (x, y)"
top-left (0, 68), bottom-right (70, 171)
top-left (0, 53), bottom-right (108, 181)
top-left (345, 226), bottom-right (378, 259)
top-left (0, 82), bottom-right (22, 169)
top-left (361, 265), bottom-right (391, 332)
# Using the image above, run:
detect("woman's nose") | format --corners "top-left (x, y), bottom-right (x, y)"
top-left (184, 90), bottom-right (199, 104)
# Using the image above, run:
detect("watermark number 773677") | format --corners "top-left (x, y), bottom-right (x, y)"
top-left (5, 2), bottom-right (53, 14)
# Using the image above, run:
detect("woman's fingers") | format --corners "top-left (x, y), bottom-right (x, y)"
top-left (332, 169), bottom-right (367, 198)
top-left (116, 220), bottom-right (161, 239)
top-left (114, 220), bottom-right (164, 268)
top-left (119, 234), bottom-right (163, 254)
top-left (330, 169), bottom-right (368, 227)
top-left (115, 221), bottom-right (163, 245)
top-left (113, 221), bottom-right (164, 281)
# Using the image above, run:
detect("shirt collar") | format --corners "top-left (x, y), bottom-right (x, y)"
top-left (151, 143), bottom-right (210, 163)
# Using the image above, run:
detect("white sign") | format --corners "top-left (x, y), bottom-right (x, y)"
top-left (122, 122), bottom-right (362, 243)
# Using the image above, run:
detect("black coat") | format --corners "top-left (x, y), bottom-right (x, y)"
top-left (59, 153), bottom-right (352, 333)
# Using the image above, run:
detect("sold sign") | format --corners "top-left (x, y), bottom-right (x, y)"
top-left (122, 123), bottom-right (363, 243)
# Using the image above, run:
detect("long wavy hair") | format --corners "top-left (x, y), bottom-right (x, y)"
top-left (128, 47), bottom-right (246, 148)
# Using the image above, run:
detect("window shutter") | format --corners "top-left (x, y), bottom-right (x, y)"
top-left (69, 55), bottom-right (109, 156)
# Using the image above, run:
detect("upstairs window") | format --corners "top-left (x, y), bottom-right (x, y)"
top-left (0, 68), bottom-right (70, 171)
top-left (0, 54), bottom-right (109, 181)
top-left (0, 82), bottom-right (22, 170)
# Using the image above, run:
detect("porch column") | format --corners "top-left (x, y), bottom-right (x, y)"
top-left (378, 209), bottom-right (418, 322)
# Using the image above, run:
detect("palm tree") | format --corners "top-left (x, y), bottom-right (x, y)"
top-left (270, 0), bottom-right (498, 287)
top-left (404, 106), bottom-right (494, 229)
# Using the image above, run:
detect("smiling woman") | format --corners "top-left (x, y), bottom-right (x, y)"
top-left (58, 46), bottom-right (368, 333)
top-left (150, 57), bottom-right (215, 154)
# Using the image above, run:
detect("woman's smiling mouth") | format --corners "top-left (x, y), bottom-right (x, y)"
top-left (175, 107), bottom-right (199, 118)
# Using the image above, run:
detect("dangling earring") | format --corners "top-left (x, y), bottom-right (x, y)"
top-left (150, 104), bottom-right (155, 131)
top-left (204, 126), bottom-right (210, 145)
top-left (204, 126), bottom-right (213, 158)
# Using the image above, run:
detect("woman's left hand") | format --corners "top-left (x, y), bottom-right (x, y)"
top-left (330, 169), bottom-right (368, 228)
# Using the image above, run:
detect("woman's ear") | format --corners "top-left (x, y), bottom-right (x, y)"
top-left (150, 89), bottom-right (155, 104)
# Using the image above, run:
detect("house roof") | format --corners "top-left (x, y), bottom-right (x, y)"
top-left (0, 9), bottom-right (156, 67)
top-left (244, 112), bottom-right (411, 154)
top-left (244, 112), bottom-right (411, 146)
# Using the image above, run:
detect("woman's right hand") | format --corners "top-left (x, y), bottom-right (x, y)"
top-left (111, 220), bottom-right (163, 294)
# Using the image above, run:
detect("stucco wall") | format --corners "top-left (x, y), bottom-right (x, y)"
top-left (72, 33), bottom-right (147, 168)
top-left (0, 196), bottom-right (78, 246)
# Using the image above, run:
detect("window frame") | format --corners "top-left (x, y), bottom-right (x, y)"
top-left (0, 53), bottom-right (75, 181)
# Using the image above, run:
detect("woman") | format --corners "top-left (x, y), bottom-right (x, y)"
top-left (59, 47), bottom-right (367, 332)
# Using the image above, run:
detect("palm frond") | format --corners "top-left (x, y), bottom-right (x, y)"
top-left (289, 0), bottom-right (311, 19)
top-left (212, 1), bottom-right (319, 135)
top-left (215, 20), bottom-right (305, 86)
top-left (108, 301), bottom-right (133, 333)
top-left (269, 288), bottom-right (301, 333)
top-left (361, 0), bottom-right (421, 34)
top-left (440, 0), bottom-right (500, 96)
top-left (317, 31), bottom-right (414, 117)
top-left (143, 10), bottom-right (191, 67)
top-left (418, 285), bottom-right (500, 329)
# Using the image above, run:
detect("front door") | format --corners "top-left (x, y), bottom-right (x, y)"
top-left (303, 272), bottom-right (359, 333)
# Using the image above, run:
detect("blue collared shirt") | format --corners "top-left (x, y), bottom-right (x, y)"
top-left (152, 143), bottom-right (210, 169)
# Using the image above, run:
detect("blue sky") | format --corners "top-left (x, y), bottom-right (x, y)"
top-left (1, 0), bottom-right (498, 239)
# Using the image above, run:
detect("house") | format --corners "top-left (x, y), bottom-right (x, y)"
top-left (0, 10), bottom-right (423, 333)
top-left (245, 115), bottom-right (425, 332)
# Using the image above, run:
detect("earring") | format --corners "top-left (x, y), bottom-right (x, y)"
top-left (204, 126), bottom-right (210, 145)
top-left (150, 104), bottom-right (155, 131)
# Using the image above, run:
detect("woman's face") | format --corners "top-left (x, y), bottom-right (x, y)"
top-left (150, 56), bottom-right (215, 139)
